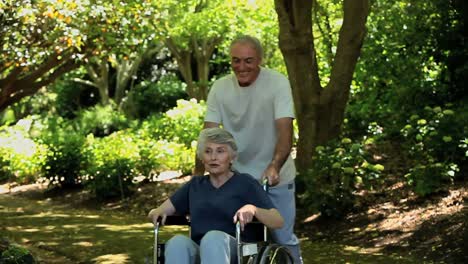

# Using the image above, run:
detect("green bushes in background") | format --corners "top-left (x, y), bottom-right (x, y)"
top-left (0, 240), bottom-right (36, 264)
top-left (83, 132), bottom-right (140, 199)
top-left (0, 99), bottom-right (204, 199)
top-left (74, 104), bottom-right (130, 137)
top-left (138, 99), bottom-right (205, 147)
top-left (35, 115), bottom-right (87, 188)
top-left (0, 121), bottom-right (47, 184)
top-left (301, 136), bottom-right (384, 218)
top-left (123, 74), bottom-right (188, 119)
top-left (400, 104), bottom-right (467, 196)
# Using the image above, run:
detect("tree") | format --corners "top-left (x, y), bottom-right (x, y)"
top-left (73, 0), bottom-right (163, 108)
top-left (274, 0), bottom-right (370, 173)
top-left (157, 0), bottom-right (235, 101)
top-left (0, 0), bottom-right (86, 112)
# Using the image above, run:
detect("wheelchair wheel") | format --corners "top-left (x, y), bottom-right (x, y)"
top-left (257, 244), bottom-right (294, 264)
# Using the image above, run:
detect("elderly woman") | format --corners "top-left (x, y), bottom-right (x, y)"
top-left (148, 127), bottom-right (284, 264)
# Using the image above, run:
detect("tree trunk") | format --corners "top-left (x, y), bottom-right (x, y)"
top-left (165, 38), bottom-right (198, 99)
top-left (275, 0), bottom-right (369, 174)
top-left (85, 60), bottom-right (110, 105)
top-left (193, 37), bottom-right (222, 101)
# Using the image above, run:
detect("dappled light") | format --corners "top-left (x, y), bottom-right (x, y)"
top-left (92, 253), bottom-right (130, 264)
top-left (300, 240), bottom-right (418, 263)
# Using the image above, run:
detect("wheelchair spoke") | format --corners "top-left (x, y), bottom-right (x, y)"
top-left (258, 245), bottom-right (294, 264)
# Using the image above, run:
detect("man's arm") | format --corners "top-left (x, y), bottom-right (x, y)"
top-left (262, 117), bottom-right (293, 185)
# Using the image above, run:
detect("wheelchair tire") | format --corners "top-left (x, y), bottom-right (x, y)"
top-left (257, 244), bottom-right (294, 264)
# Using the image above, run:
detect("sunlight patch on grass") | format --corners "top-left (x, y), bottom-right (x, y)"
top-left (13, 212), bottom-right (70, 218)
top-left (344, 245), bottom-right (383, 255)
top-left (35, 241), bottom-right (60, 248)
top-left (95, 224), bottom-right (146, 232)
top-left (92, 253), bottom-right (130, 263)
top-left (61, 224), bottom-right (81, 229)
top-left (81, 214), bottom-right (101, 219)
top-left (73, 241), bottom-right (94, 247)
top-left (6, 226), bottom-right (40, 232)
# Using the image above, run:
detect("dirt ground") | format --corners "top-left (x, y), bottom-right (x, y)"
top-left (296, 178), bottom-right (468, 264)
top-left (1, 175), bottom-right (467, 263)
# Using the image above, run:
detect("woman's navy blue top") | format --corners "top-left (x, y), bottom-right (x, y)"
top-left (169, 172), bottom-right (275, 244)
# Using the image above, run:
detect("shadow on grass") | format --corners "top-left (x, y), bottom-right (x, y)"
top-left (0, 194), bottom-right (187, 263)
top-left (1, 193), bottom-right (424, 263)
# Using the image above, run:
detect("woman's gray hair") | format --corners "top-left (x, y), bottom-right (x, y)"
top-left (230, 35), bottom-right (263, 60)
top-left (196, 127), bottom-right (238, 158)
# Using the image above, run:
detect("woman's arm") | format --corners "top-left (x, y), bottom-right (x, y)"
top-left (233, 204), bottom-right (284, 231)
top-left (147, 199), bottom-right (176, 225)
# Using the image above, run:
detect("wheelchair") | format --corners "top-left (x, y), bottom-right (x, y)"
top-left (152, 215), bottom-right (294, 264)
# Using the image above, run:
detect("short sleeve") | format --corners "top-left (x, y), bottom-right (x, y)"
top-left (169, 180), bottom-right (191, 215)
top-left (274, 77), bottom-right (295, 120)
top-left (204, 82), bottom-right (222, 124)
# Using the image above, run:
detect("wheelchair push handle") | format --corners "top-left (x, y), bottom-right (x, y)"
top-left (262, 178), bottom-right (269, 192)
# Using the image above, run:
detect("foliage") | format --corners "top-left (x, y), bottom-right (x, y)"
top-left (138, 139), bottom-right (195, 177)
top-left (350, 0), bottom-right (466, 136)
top-left (0, 119), bottom-right (47, 183)
top-left (37, 117), bottom-right (86, 188)
top-left (50, 75), bottom-right (97, 119)
top-left (138, 99), bottom-right (205, 147)
top-left (301, 136), bottom-right (384, 218)
top-left (400, 105), bottom-right (467, 195)
top-left (74, 104), bottom-right (130, 137)
top-left (80, 100), bottom-right (202, 199)
top-left (123, 74), bottom-right (188, 119)
top-left (0, 243), bottom-right (35, 264)
top-left (82, 132), bottom-right (139, 199)
top-left (0, 0), bottom-right (88, 110)
top-left (405, 163), bottom-right (458, 197)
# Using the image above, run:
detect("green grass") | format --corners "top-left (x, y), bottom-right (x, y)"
top-left (0, 194), bottom-right (187, 263)
top-left (0, 193), bottom-right (422, 263)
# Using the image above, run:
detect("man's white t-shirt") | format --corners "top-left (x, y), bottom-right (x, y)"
top-left (205, 67), bottom-right (296, 186)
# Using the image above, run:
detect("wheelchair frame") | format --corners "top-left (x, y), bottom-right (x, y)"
top-left (151, 182), bottom-right (294, 264)
top-left (152, 216), bottom-right (294, 264)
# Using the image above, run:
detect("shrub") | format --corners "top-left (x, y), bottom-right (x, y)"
top-left (0, 120), bottom-right (47, 184)
top-left (74, 104), bottom-right (130, 137)
top-left (139, 140), bottom-right (195, 177)
top-left (38, 117), bottom-right (86, 188)
top-left (405, 163), bottom-right (458, 197)
top-left (0, 243), bottom-right (36, 264)
top-left (83, 132), bottom-right (140, 199)
top-left (123, 74), bottom-right (188, 118)
top-left (301, 136), bottom-right (384, 218)
top-left (139, 99), bottom-right (205, 147)
top-left (400, 104), bottom-right (467, 195)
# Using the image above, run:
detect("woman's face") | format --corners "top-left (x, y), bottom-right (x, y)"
top-left (201, 141), bottom-right (235, 177)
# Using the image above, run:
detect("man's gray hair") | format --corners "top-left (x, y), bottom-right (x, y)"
top-left (230, 34), bottom-right (264, 60)
top-left (196, 127), bottom-right (238, 158)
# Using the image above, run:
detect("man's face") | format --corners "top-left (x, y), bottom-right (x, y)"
top-left (230, 42), bottom-right (261, 87)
